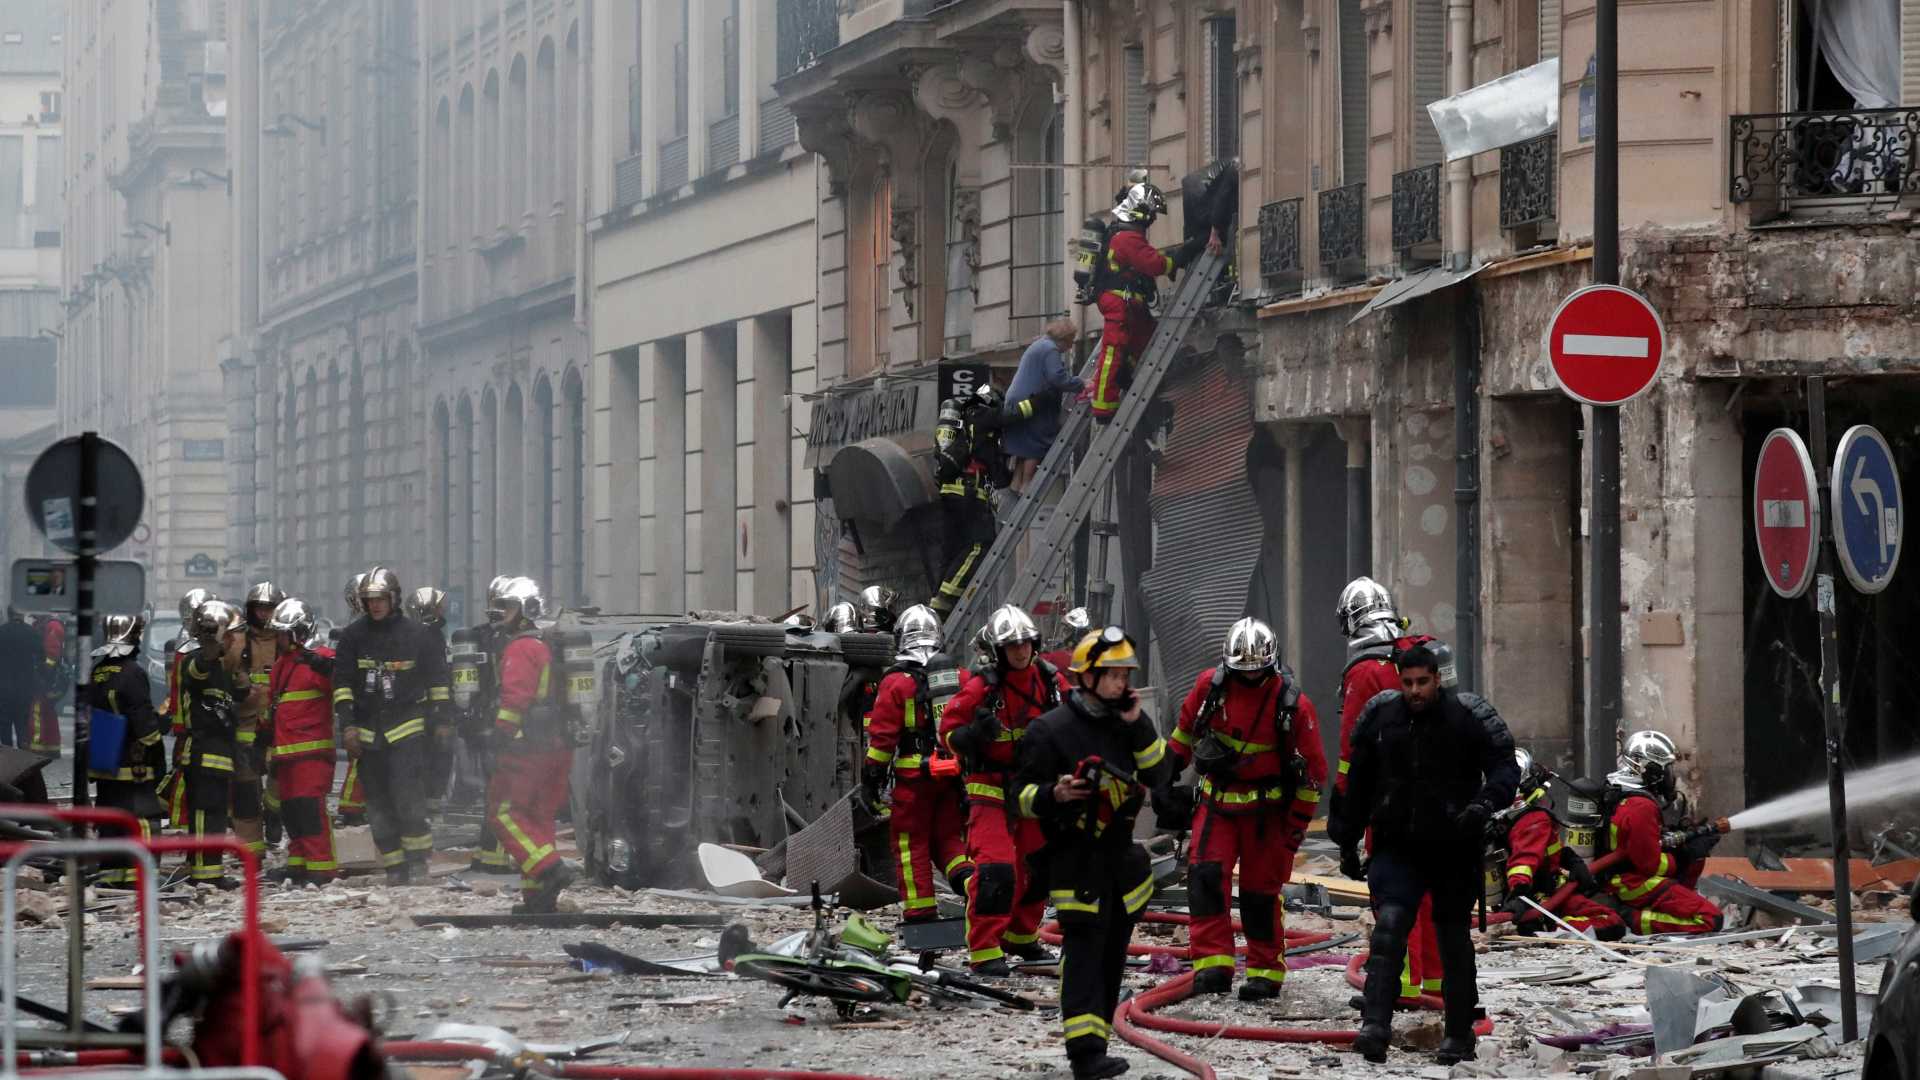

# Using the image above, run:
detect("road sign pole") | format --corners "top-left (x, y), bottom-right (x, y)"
top-left (1806, 378), bottom-right (1859, 1042)
top-left (72, 432), bottom-right (97, 809)
top-left (1586, 0), bottom-right (1623, 779)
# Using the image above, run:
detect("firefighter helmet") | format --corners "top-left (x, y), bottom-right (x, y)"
top-left (822, 602), bottom-right (859, 634)
top-left (344, 572), bottom-right (368, 617)
top-left (191, 600), bottom-right (245, 642)
top-left (894, 604), bottom-right (941, 663)
top-left (1515, 747), bottom-right (1553, 799)
top-left (1336, 577), bottom-right (1400, 639)
top-left (497, 577), bottom-right (545, 625)
top-left (971, 382), bottom-right (1004, 412)
top-left (178, 588), bottom-right (217, 623)
top-left (406, 587), bottom-right (448, 624)
top-left (101, 614), bottom-right (143, 647)
top-left (1069, 625), bottom-right (1140, 673)
top-left (1112, 181), bottom-right (1167, 224)
top-left (1223, 616), bottom-right (1279, 672)
top-left (1056, 606), bottom-right (1092, 649)
top-left (1613, 729), bottom-right (1678, 794)
top-left (985, 604), bottom-right (1042, 648)
top-left (269, 598), bottom-right (321, 648)
top-left (245, 581), bottom-right (287, 610)
top-left (784, 612), bottom-right (815, 630)
top-left (358, 567), bottom-right (402, 606)
top-left (857, 586), bottom-right (899, 633)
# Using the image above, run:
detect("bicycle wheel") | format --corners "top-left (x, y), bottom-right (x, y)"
top-left (732, 955), bottom-right (898, 1004)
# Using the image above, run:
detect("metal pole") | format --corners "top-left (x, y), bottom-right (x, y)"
top-left (73, 432), bottom-right (97, 808)
top-left (1806, 376), bottom-right (1859, 1043)
top-left (1586, 0), bottom-right (1624, 778)
top-left (1453, 292), bottom-right (1482, 693)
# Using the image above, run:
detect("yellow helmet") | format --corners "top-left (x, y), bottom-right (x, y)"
top-left (1068, 625), bottom-right (1140, 673)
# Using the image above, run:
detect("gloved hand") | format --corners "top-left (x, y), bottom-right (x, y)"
top-left (1679, 830), bottom-right (1721, 863)
top-left (1152, 784), bottom-right (1196, 831)
top-left (970, 705), bottom-right (1001, 746)
top-left (1564, 851), bottom-right (1600, 892)
top-left (1501, 885), bottom-right (1538, 921)
top-left (1454, 802), bottom-right (1492, 841)
top-left (1339, 846), bottom-right (1366, 882)
top-left (342, 727), bottom-right (362, 759)
top-left (859, 762), bottom-right (891, 813)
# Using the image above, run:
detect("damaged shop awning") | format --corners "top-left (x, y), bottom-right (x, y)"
top-left (1347, 262), bottom-right (1486, 324)
top-left (824, 436), bottom-right (936, 529)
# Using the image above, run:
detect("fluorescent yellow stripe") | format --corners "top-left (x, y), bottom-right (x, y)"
top-left (1018, 783), bottom-right (1040, 818)
top-left (275, 738), bottom-right (334, 756)
top-left (401, 833), bottom-right (434, 852)
top-left (1192, 953), bottom-right (1234, 970)
top-left (332, 687), bottom-right (354, 703)
top-left (1133, 738), bottom-right (1166, 769)
top-left (236, 730), bottom-right (257, 745)
top-left (970, 946), bottom-right (1005, 964)
top-left (495, 803), bottom-right (554, 871)
top-left (1062, 1014), bottom-right (1111, 1040)
top-left (1246, 967), bottom-right (1287, 982)
top-left (1171, 727), bottom-right (1194, 747)
top-left (1003, 931), bottom-right (1039, 945)
top-left (198, 753), bottom-right (235, 771)
top-left (277, 690), bottom-right (324, 702)
top-left (429, 687), bottom-right (450, 702)
top-left (1050, 888), bottom-right (1099, 915)
top-left (1211, 731), bottom-right (1276, 754)
top-left (1507, 864), bottom-right (1535, 881)
top-left (966, 782), bottom-right (1005, 801)
top-left (866, 745), bottom-right (893, 764)
top-left (896, 833), bottom-right (922, 907)
top-left (385, 717), bottom-right (427, 741)
top-left (1337, 759), bottom-right (1350, 775)
top-left (1122, 876), bottom-right (1153, 914)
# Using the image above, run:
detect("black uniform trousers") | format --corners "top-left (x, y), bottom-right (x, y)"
top-left (359, 735), bottom-right (434, 870)
top-left (1058, 873), bottom-right (1139, 1061)
top-left (0, 693), bottom-right (29, 748)
top-left (931, 490), bottom-right (998, 617)
top-left (183, 767), bottom-right (234, 882)
top-left (91, 779), bottom-right (161, 885)
top-left (1364, 844), bottom-right (1482, 1034)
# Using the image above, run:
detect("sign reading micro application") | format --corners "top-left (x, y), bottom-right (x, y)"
top-left (1754, 428), bottom-right (1820, 600)
top-left (1831, 424), bottom-right (1902, 594)
top-left (1544, 284), bottom-right (1664, 406)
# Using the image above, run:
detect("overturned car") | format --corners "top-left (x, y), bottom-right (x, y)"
top-left (566, 615), bottom-right (896, 888)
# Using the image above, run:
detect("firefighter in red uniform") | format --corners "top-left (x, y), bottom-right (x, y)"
top-left (940, 604), bottom-right (1066, 974)
top-left (1171, 617), bottom-right (1327, 1000)
top-left (1334, 576), bottom-right (1444, 1001)
top-left (1040, 606), bottom-right (1090, 673)
top-left (266, 599), bottom-right (340, 885)
top-left (1089, 181), bottom-right (1199, 420)
top-left (26, 618), bottom-right (64, 753)
top-left (862, 603), bottom-right (972, 922)
top-left (488, 577), bottom-right (577, 914)
top-left (160, 589), bottom-right (218, 829)
top-left (235, 581), bottom-right (289, 860)
top-left (1601, 730), bottom-right (1724, 934)
top-left (1499, 749), bottom-right (1623, 939)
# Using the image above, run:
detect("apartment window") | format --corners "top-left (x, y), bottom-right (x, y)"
top-left (723, 1), bottom-right (741, 116)
top-left (944, 161), bottom-right (973, 352)
top-left (871, 174), bottom-right (894, 370)
top-left (1203, 16), bottom-right (1238, 162)
top-left (1539, 0), bottom-right (1561, 59)
top-left (1123, 45), bottom-right (1149, 166)
top-left (1337, 0), bottom-right (1368, 186)
top-left (1411, 0), bottom-right (1446, 164)
top-left (38, 92), bottom-right (59, 122)
top-left (674, 0), bottom-right (690, 136)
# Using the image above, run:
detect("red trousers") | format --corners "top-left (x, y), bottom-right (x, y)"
top-left (273, 757), bottom-right (338, 879)
top-left (1621, 882), bottom-right (1723, 934)
top-left (1557, 892), bottom-right (1627, 934)
top-left (1403, 897), bottom-right (1443, 996)
top-left (338, 759), bottom-right (365, 817)
top-left (963, 794), bottom-right (1046, 965)
top-left (1188, 802), bottom-right (1299, 983)
top-left (488, 743), bottom-right (571, 894)
top-left (888, 775), bottom-right (969, 922)
top-left (27, 697), bottom-right (59, 753)
top-left (1091, 293), bottom-right (1156, 419)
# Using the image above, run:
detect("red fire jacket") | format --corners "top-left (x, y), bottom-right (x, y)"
top-left (866, 668), bottom-right (938, 778)
top-left (1172, 667), bottom-right (1327, 813)
top-left (495, 633), bottom-right (555, 742)
top-left (938, 661), bottom-right (1068, 796)
top-left (1604, 792), bottom-right (1678, 904)
top-left (268, 646), bottom-right (336, 765)
top-left (1104, 227), bottom-right (1173, 301)
top-left (1504, 803), bottom-right (1567, 892)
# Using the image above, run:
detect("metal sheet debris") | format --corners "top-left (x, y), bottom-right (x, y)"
top-left (409, 912), bottom-right (729, 929)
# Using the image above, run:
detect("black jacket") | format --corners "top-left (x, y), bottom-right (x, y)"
top-left (83, 649), bottom-right (163, 782)
top-left (331, 613), bottom-right (452, 742)
top-left (0, 620), bottom-right (42, 701)
top-left (1013, 691), bottom-right (1171, 854)
top-left (180, 653), bottom-right (242, 772)
top-left (1328, 688), bottom-right (1518, 855)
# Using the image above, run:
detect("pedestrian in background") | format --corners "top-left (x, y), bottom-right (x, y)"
top-left (1003, 319), bottom-right (1084, 492)
top-left (0, 607), bottom-right (44, 748)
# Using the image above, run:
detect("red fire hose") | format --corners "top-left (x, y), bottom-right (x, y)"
top-left (380, 1040), bottom-right (893, 1080)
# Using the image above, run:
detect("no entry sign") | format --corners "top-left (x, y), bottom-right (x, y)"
top-left (1544, 285), bottom-right (1665, 406)
top-left (1754, 428), bottom-right (1820, 599)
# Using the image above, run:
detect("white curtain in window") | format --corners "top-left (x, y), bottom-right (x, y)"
top-left (1818, 0), bottom-right (1900, 107)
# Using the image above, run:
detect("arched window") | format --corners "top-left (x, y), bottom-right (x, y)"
top-left (534, 376), bottom-right (556, 592)
top-left (433, 400), bottom-right (451, 586)
top-left (479, 389), bottom-right (499, 584)
top-left (507, 55), bottom-right (528, 224)
top-left (534, 40), bottom-right (557, 212)
top-left (455, 395), bottom-right (476, 604)
top-left (482, 69), bottom-right (501, 235)
top-left (432, 97), bottom-right (450, 259)
top-left (944, 158), bottom-right (973, 351)
top-left (502, 383), bottom-right (525, 573)
top-left (456, 84), bottom-right (475, 247)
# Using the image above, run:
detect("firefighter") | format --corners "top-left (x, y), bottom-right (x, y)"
top-left (1499, 749), bottom-right (1622, 939)
top-left (331, 567), bottom-right (451, 883)
top-left (1088, 181), bottom-right (1201, 421)
top-left (1329, 646), bottom-right (1518, 1065)
top-left (84, 614), bottom-right (165, 885)
top-left (822, 602), bottom-right (859, 634)
top-left (940, 604), bottom-right (1065, 974)
top-left (336, 573), bottom-right (369, 827)
top-left (26, 618), bottom-right (64, 754)
top-left (160, 589), bottom-right (218, 829)
top-left (266, 599), bottom-right (339, 885)
top-left (461, 575), bottom-right (518, 874)
top-left (1334, 576), bottom-right (1444, 1001)
top-left (1040, 606), bottom-right (1091, 672)
top-left (487, 577), bottom-right (577, 913)
top-left (234, 582), bottom-right (288, 860)
top-left (408, 587), bottom-right (454, 810)
top-left (929, 383), bottom-right (1011, 619)
top-left (856, 586), bottom-right (898, 634)
top-left (862, 604), bottom-right (971, 923)
top-left (1013, 626), bottom-right (1170, 1080)
top-left (1172, 617), bottom-right (1327, 1000)
top-left (1600, 731), bottom-right (1724, 934)
top-left (180, 601), bottom-right (249, 887)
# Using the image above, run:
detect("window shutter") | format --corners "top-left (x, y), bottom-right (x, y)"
top-left (1207, 16), bottom-right (1239, 161)
top-left (1413, 0), bottom-right (1446, 164)
top-left (1903, 0), bottom-right (1919, 103)
top-left (1339, 0), bottom-right (1368, 186)
top-left (1540, 0), bottom-right (1561, 60)
top-left (1125, 45), bottom-right (1150, 166)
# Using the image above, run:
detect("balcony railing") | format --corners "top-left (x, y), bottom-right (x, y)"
top-left (1730, 108), bottom-right (1920, 220)
top-left (613, 154), bottom-right (644, 210)
top-left (709, 114), bottom-right (741, 172)
top-left (1257, 197), bottom-right (1302, 295)
top-left (777, 0), bottom-right (840, 78)
top-left (1499, 132), bottom-right (1558, 231)
top-left (1317, 183), bottom-right (1366, 283)
top-left (659, 136), bottom-right (689, 190)
top-left (1391, 163), bottom-right (1441, 261)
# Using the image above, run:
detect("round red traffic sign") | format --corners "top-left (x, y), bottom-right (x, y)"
top-left (1544, 285), bottom-right (1665, 406)
top-left (1753, 428), bottom-right (1820, 599)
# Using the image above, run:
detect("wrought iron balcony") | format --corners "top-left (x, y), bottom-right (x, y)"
top-left (1391, 163), bottom-right (1441, 262)
top-left (1730, 109), bottom-right (1920, 219)
top-left (1258, 197), bottom-right (1302, 294)
top-left (777, 0), bottom-right (839, 78)
top-left (1499, 132), bottom-right (1557, 231)
top-left (1317, 183), bottom-right (1366, 282)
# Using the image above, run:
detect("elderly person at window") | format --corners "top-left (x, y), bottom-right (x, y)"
top-left (1003, 319), bottom-right (1084, 493)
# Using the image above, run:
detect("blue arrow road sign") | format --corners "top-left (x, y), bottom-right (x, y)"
top-left (1831, 424), bottom-right (1902, 594)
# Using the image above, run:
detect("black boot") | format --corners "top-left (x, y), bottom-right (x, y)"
top-left (1005, 940), bottom-right (1056, 963)
top-left (1354, 903), bottom-right (1415, 1064)
top-left (1238, 975), bottom-right (1281, 1001)
top-left (1070, 1052), bottom-right (1129, 1080)
top-left (1190, 965), bottom-right (1232, 995)
top-left (513, 860), bottom-right (577, 915)
top-left (1436, 1034), bottom-right (1476, 1065)
top-left (971, 957), bottom-right (1011, 977)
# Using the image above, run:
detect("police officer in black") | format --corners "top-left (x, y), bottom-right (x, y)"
top-left (1013, 626), bottom-right (1171, 1080)
top-left (1328, 645), bottom-right (1519, 1066)
top-left (84, 614), bottom-right (166, 885)
top-left (929, 383), bottom-right (1011, 618)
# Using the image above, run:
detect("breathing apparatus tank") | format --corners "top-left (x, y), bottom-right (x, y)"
top-left (1072, 214), bottom-right (1109, 305)
top-left (548, 626), bottom-right (598, 746)
top-left (1561, 776), bottom-right (1607, 861)
top-left (449, 627), bottom-right (485, 713)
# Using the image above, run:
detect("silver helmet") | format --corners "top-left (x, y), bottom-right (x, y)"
top-left (268, 598), bottom-right (322, 649)
top-left (496, 577), bottom-right (545, 625)
top-left (1057, 606), bottom-right (1092, 648)
top-left (784, 612), bottom-right (815, 630)
top-left (1223, 616), bottom-right (1279, 672)
top-left (101, 613), bottom-right (144, 647)
top-left (344, 572), bottom-right (368, 617)
top-left (191, 600), bottom-right (246, 643)
top-left (178, 588), bottom-right (217, 623)
top-left (985, 604), bottom-right (1042, 648)
top-left (857, 586), bottom-right (899, 633)
top-left (822, 601), bottom-right (859, 634)
top-left (406, 587), bottom-right (448, 625)
top-left (245, 581), bottom-right (287, 610)
top-left (1336, 576), bottom-right (1399, 640)
top-left (894, 603), bottom-right (941, 664)
top-left (359, 567), bottom-right (402, 609)
top-left (1609, 729), bottom-right (1678, 793)
top-left (1112, 181), bottom-right (1167, 224)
